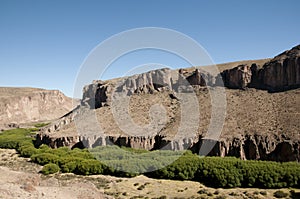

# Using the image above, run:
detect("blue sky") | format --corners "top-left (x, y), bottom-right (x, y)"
top-left (0, 0), bottom-right (299, 97)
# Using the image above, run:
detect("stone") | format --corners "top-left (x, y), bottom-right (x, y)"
top-left (116, 68), bottom-right (173, 95)
top-left (221, 64), bottom-right (252, 89)
top-left (258, 45), bottom-right (300, 92)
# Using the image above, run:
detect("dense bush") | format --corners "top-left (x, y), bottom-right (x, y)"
top-left (18, 145), bottom-right (38, 157)
top-left (0, 128), bottom-right (299, 188)
top-left (147, 155), bottom-right (300, 188)
top-left (31, 153), bottom-right (60, 165)
top-left (41, 163), bottom-right (60, 175)
top-left (77, 159), bottom-right (106, 175)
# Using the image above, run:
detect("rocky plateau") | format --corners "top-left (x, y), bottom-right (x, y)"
top-left (0, 87), bottom-right (74, 130)
top-left (37, 45), bottom-right (300, 162)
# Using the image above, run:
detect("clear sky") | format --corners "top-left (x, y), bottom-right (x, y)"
top-left (0, 0), bottom-right (299, 97)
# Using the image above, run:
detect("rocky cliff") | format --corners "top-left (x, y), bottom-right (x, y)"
top-left (258, 45), bottom-right (300, 91)
top-left (221, 45), bottom-right (300, 91)
top-left (0, 87), bottom-right (74, 129)
top-left (37, 45), bottom-right (300, 162)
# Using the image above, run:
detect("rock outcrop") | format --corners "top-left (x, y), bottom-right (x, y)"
top-left (221, 65), bottom-right (252, 89)
top-left (201, 135), bottom-right (299, 162)
top-left (35, 132), bottom-right (299, 162)
top-left (0, 87), bottom-right (74, 129)
top-left (221, 45), bottom-right (300, 91)
top-left (258, 45), bottom-right (300, 91)
top-left (37, 45), bottom-right (300, 162)
top-left (117, 68), bottom-right (173, 95)
top-left (79, 45), bottom-right (300, 110)
top-left (81, 80), bottom-right (112, 109)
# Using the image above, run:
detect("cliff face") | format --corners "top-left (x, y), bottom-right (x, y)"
top-left (37, 45), bottom-right (300, 162)
top-left (221, 45), bottom-right (300, 91)
top-left (81, 80), bottom-right (113, 109)
top-left (201, 135), bottom-right (299, 162)
top-left (80, 46), bottom-right (300, 108)
top-left (35, 131), bottom-right (299, 162)
top-left (221, 65), bottom-right (253, 89)
top-left (0, 87), bottom-right (73, 128)
top-left (258, 45), bottom-right (300, 91)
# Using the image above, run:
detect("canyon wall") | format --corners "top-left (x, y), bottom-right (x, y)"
top-left (37, 45), bottom-right (300, 162)
top-left (0, 87), bottom-right (74, 129)
top-left (35, 133), bottom-right (299, 162)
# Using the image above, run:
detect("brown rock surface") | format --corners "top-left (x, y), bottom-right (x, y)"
top-left (221, 64), bottom-right (252, 89)
top-left (0, 87), bottom-right (74, 129)
top-left (37, 45), bottom-right (300, 162)
top-left (258, 45), bottom-right (300, 91)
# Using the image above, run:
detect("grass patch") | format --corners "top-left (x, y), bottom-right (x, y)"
top-left (34, 123), bottom-right (50, 128)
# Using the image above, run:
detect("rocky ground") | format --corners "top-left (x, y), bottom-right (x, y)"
top-left (0, 149), bottom-right (298, 199)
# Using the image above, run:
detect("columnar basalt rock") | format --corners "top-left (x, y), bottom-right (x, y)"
top-left (116, 68), bottom-right (173, 95)
top-left (185, 69), bottom-right (218, 87)
top-left (220, 45), bottom-right (300, 91)
top-left (35, 131), bottom-right (299, 162)
top-left (195, 135), bottom-right (299, 162)
top-left (258, 45), bottom-right (300, 91)
top-left (221, 64), bottom-right (253, 89)
top-left (36, 45), bottom-right (300, 162)
top-left (81, 80), bottom-right (113, 109)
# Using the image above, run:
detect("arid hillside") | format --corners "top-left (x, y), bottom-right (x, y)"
top-left (37, 45), bottom-right (300, 161)
top-left (0, 87), bottom-right (74, 130)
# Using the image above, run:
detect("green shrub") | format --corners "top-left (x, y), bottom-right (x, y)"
top-left (31, 153), bottom-right (60, 165)
top-left (77, 159), bottom-right (105, 175)
top-left (60, 161), bottom-right (79, 173)
top-left (41, 163), bottom-right (60, 175)
top-left (19, 145), bottom-right (38, 157)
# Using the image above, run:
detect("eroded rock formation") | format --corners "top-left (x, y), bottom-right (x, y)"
top-left (37, 45), bottom-right (300, 162)
top-left (221, 65), bottom-right (252, 89)
top-left (201, 135), bottom-right (299, 162)
top-left (221, 45), bottom-right (300, 91)
top-left (258, 45), bottom-right (300, 91)
top-left (0, 87), bottom-right (74, 129)
top-left (117, 68), bottom-right (173, 95)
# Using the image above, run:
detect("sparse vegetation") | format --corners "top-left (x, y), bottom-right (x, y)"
top-left (34, 123), bottom-right (50, 128)
top-left (0, 128), bottom-right (300, 189)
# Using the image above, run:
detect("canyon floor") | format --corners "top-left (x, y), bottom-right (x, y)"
top-left (0, 149), bottom-right (298, 199)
